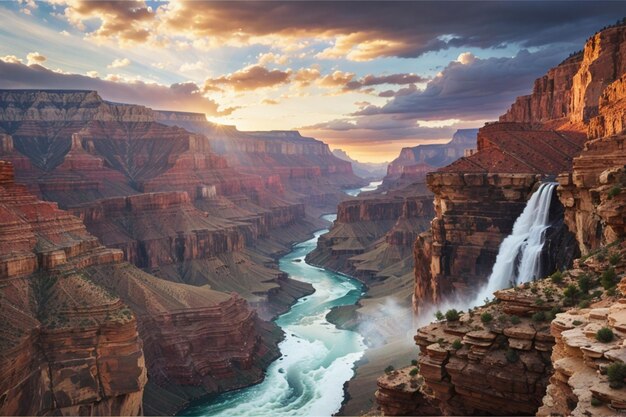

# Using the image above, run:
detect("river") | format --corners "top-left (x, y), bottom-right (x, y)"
top-left (181, 181), bottom-right (380, 417)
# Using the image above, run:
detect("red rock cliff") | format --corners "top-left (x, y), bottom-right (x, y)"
top-left (0, 161), bottom-right (282, 416)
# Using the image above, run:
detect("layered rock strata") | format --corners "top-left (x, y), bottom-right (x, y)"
top-left (0, 161), bottom-right (282, 415)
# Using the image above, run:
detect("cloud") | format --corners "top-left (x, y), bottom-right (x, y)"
top-left (203, 65), bottom-right (291, 92)
top-left (293, 67), bottom-right (321, 86)
top-left (52, 1), bottom-right (626, 59)
top-left (26, 52), bottom-right (46, 65)
top-left (108, 57), bottom-right (131, 69)
top-left (0, 57), bottom-right (234, 116)
top-left (257, 52), bottom-right (288, 66)
top-left (352, 47), bottom-right (568, 121)
top-left (58, 0), bottom-right (154, 44)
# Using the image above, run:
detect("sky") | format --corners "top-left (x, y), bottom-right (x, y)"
top-left (0, 1), bottom-right (623, 162)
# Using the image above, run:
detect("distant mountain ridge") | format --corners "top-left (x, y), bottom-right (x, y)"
top-left (332, 148), bottom-right (388, 179)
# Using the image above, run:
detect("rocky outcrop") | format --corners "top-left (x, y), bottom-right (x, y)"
top-left (413, 284), bottom-right (559, 416)
top-left (538, 246), bottom-right (626, 416)
top-left (0, 160), bottom-right (283, 415)
top-left (0, 161), bottom-right (146, 416)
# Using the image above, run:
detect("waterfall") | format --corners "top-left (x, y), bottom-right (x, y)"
top-left (471, 182), bottom-right (557, 305)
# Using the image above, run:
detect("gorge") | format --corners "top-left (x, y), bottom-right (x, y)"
top-left (2, 5), bottom-right (626, 417)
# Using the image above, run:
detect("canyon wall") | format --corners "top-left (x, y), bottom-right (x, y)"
top-left (374, 22), bottom-right (626, 417)
top-left (155, 110), bottom-right (366, 212)
top-left (0, 160), bottom-right (282, 415)
top-left (411, 24), bottom-right (626, 313)
top-left (0, 89), bottom-right (324, 318)
top-left (414, 123), bottom-right (585, 310)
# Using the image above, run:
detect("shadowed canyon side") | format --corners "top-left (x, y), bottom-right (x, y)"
top-left (0, 161), bottom-right (281, 416)
top-left (374, 21), bottom-right (626, 417)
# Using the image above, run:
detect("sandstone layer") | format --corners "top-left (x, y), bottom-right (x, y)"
top-left (0, 161), bottom-right (282, 416)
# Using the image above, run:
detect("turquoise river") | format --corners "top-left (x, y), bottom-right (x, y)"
top-left (182, 181), bottom-right (381, 416)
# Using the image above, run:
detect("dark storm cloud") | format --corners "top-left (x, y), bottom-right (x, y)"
top-left (160, 1), bottom-right (624, 58)
top-left (353, 48), bottom-right (566, 121)
top-left (0, 59), bottom-right (235, 115)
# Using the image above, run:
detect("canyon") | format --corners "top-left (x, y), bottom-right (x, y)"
top-left (0, 89), bottom-right (364, 414)
top-left (373, 21), bottom-right (626, 417)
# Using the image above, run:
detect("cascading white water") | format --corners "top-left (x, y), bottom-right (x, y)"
top-left (471, 182), bottom-right (557, 305)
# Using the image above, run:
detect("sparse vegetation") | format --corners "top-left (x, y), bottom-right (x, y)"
top-left (610, 253), bottom-right (621, 266)
top-left (384, 365), bottom-right (395, 374)
top-left (590, 397), bottom-right (602, 407)
top-left (445, 309), bottom-right (461, 322)
top-left (572, 320), bottom-right (583, 326)
top-left (532, 311), bottom-right (546, 322)
top-left (577, 274), bottom-right (593, 294)
top-left (563, 284), bottom-right (580, 299)
top-left (535, 298), bottom-right (544, 306)
top-left (411, 359), bottom-right (418, 366)
top-left (608, 186), bottom-right (622, 200)
top-left (452, 339), bottom-right (463, 350)
top-left (543, 287), bottom-right (553, 298)
top-left (578, 300), bottom-right (591, 309)
top-left (596, 327), bottom-right (615, 343)
top-left (409, 368), bottom-right (419, 376)
top-left (510, 315), bottom-right (521, 325)
top-left (550, 271), bottom-right (563, 285)
top-left (434, 311), bottom-right (444, 321)
top-left (607, 362), bottom-right (626, 389)
top-left (601, 267), bottom-right (618, 290)
top-left (481, 312), bottom-right (493, 323)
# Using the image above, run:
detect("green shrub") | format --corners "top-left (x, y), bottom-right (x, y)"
top-left (445, 309), bottom-right (461, 322)
top-left (608, 287), bottom-right (617, 296)
top-left (563, 284), bottom-right (580, 299)
top-left (452, 339), bottom-right (463, 350)
top-left (505, 348), bottom-right (519, 363)
top-left (535, 298), bottom-right (544, 306)
top-left (434, 311), bottom-right (444, 321)
top-left (597, 251), bottom-right (607, 262)
top-left (411, 359), bottom-right (418, 366)
top-left (607, 362), bottom-right (626, 389)
top-left (481, 312), bottom-right (493, 323)
top-left (578, 300), bottom-right (591, 309)
top-left (590, 397), bottom-right (602, 407)
top-left (530, 286), bottom-right (538, 294)
top-left (608, 186), bottom-right (622, 199)
top-left (409, 367), bottom-right (419, 376)
top-left (384, 365), bottom-right (395, 374)
top-left (601, 267), bottom-right (618, 290)
top-left (550, 271), bottom-right (563, 284)
top-left (543, 287), bottom-right (553, 297)
top-left (577, 274), bottom-right (593, 294)
top-left (510, 315), bottom-right (521, 325)
top-left (592, 290), bottom-right (603, 298)
top-left (596, 327), bottom-right (615, 343)
top-left (609, 253), bottom-right (621, 265)
top-left (572, 320), bottom-right (583, 326)
top-left (532, 311), bottom-right (546, 322)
